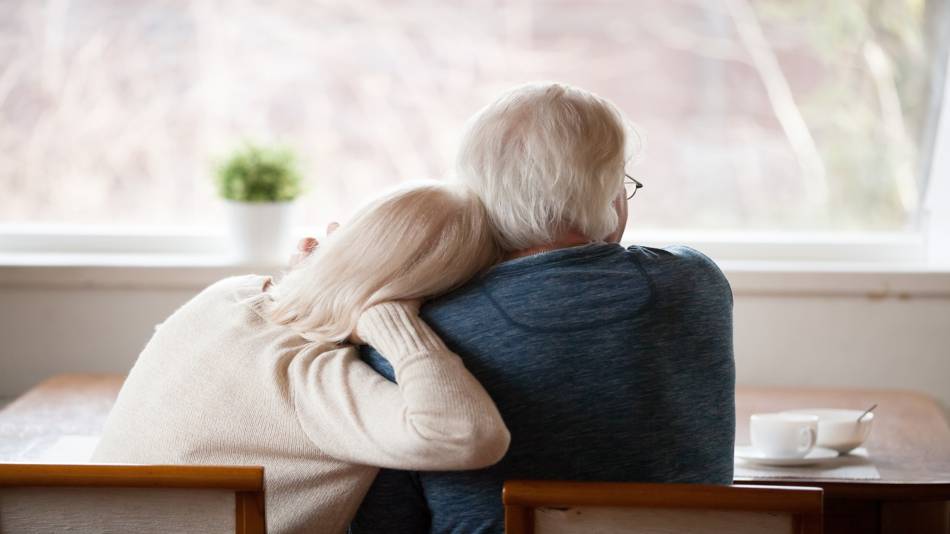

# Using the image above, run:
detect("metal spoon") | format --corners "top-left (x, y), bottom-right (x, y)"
top-left (857, 403), bottom-right (877, 422)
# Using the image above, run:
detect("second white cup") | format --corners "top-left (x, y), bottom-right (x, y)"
top-left (750, 413), bottom-right (819, 459)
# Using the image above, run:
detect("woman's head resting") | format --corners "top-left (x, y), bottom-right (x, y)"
top-left (266, 182), bottom-right (501, 343)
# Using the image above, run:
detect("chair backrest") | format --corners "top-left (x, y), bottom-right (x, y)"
top-left (0, 463), bottom-right (265, 534)
top-left (503, 480), bottom-right (822, 534)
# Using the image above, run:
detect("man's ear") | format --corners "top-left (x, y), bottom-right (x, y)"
top-left (604, 192), bottom-right (628, 244)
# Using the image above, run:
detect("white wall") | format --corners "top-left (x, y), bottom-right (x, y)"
top-left (1, 276), bottom-right (949, 411)
top-left (0, 286), bottom-right (194, 396)
top-left (735, 294), bottom-right (950, 400)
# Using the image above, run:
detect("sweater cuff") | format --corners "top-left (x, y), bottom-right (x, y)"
top-left (357, 302), bottom-right (449, 361)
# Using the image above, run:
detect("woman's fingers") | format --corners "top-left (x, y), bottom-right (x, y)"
top-left (298, 237), bottom-right (318, 252)
top-left (289, 224), bottom-right (337, 268)
top-left (289, 237), bottom-right (318, 268)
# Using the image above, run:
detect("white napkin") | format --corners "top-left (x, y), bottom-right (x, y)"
top-left (734, 447), bottom-right (881, 480)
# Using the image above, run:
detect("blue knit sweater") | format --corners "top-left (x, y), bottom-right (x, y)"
top-left (351, 243), bottom-right (735, 534)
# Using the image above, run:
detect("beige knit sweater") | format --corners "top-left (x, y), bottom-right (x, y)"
top-left (92, 275), bottom-right (510, 534)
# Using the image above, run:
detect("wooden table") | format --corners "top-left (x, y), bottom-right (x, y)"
top-left (0, 374), bottom-right (121, 462)
top-left (734, 387), bottom-right (950, 533)
top-left (2, 375), bottom-right (949, 532)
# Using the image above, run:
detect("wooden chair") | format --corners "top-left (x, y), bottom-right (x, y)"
top-left (0, 463), bottom-right (265, 534)
top-left (503, 480), bottom-right (823, 534)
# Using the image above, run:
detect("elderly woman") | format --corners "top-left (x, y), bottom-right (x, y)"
top-left (92, 184), bottom-right (510, 534)
top-left (350, 83), bottom-right (735, 533)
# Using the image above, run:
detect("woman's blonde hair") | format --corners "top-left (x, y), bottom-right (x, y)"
top-left (265, 182), bottom-right (501, 343)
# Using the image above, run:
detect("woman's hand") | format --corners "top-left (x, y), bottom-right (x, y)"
top-left (287, 222), bottom-right (340, 268)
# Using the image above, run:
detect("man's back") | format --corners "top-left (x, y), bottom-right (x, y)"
top-left (353, 243), bottom-right (735, 534)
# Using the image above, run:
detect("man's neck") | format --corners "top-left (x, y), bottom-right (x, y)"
top-left (505, 230), bottom-right (593, 261)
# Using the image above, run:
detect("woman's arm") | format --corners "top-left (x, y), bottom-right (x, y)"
top-left (289, 302), bottom-right (510, 470)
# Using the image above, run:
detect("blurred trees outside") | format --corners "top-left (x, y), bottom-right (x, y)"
top-left (0, 0), bottom-right (945, 232)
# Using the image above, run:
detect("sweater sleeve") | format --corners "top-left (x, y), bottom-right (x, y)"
top-left (288, 302), bottom-right (510, 470)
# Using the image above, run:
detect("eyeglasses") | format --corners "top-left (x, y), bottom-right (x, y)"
top-left (624, 174), bottom-right (643, 200)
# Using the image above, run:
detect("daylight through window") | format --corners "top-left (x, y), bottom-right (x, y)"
top-left (1, 0), bottom-right (946, 233)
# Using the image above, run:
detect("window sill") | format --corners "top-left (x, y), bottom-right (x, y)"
top-left (1, 252), bottom-right (950, 298)
top-left (717, 260), bottom-right (950, 298)
top-left (0, 253), bottom-right (277, 290)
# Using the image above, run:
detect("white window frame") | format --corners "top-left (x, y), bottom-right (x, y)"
top-left (924, 39), bottom-right (950, 266)
top-left (1, 225), bottom-right (947, 296)
top-left (0, 225), bottom-right (930, 262)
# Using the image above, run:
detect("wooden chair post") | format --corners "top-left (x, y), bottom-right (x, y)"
top-left (236, 489), bottom-right (267, 534)
top-left (504, 501), bottom-right (534, 534)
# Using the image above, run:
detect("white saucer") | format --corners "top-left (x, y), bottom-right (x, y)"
top-left (735, 446), bottom-right (839, 467)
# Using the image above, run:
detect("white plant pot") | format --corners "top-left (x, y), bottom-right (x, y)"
top-left (224, 200), bottom-right (297, 265)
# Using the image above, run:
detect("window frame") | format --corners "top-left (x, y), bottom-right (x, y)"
top-left (1, 227), bottom-right (947, 297)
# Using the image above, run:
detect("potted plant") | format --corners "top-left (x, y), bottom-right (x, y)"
top-left (216, 143), bottom-right (304, 264)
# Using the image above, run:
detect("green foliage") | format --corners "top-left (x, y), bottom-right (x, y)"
top-left (215, 143), bottom-right (304, 202)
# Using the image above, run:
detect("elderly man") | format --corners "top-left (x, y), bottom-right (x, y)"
top-left (346, 82), bottom-right (735, 533)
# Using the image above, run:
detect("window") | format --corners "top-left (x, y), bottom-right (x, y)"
top-left (1, 0), bottom-right (947, 237)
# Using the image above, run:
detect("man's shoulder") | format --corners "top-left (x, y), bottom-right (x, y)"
top-left (627, 244), bottom-right (719, 272)
top-left (421, 243), bottom-right (731, 316)
top-left (628, 244), bottom-right (731, 299)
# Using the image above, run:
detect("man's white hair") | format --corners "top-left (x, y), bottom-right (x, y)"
top-left (455, 82), bottom-right (636, 251)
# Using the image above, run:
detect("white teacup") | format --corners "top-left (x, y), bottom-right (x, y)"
top-left (750, 413), bottom-right (819, 459)
top-left (782, 409), bottom-right (874, 453)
